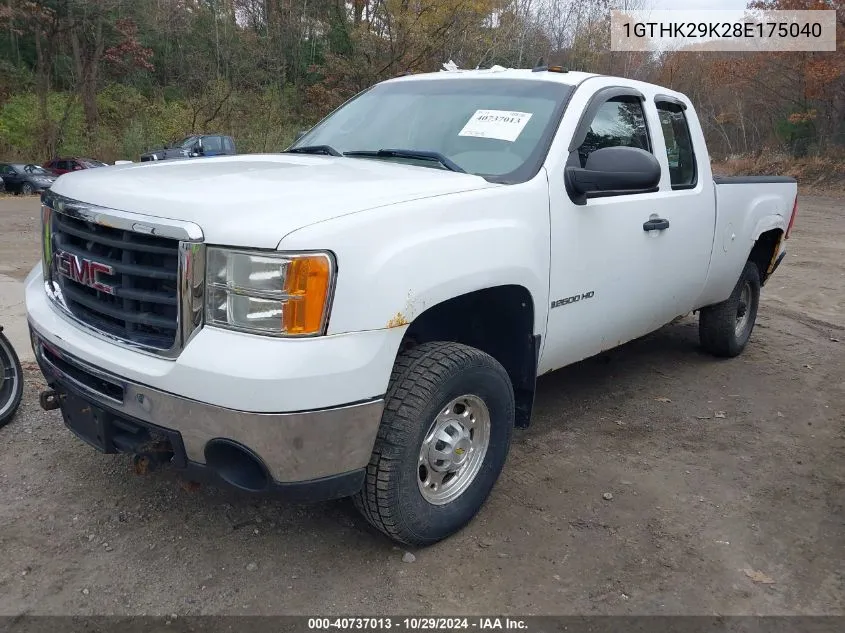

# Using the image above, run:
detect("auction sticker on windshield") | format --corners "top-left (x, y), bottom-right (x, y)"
top-left (459, 110), bottom-right (533, 142)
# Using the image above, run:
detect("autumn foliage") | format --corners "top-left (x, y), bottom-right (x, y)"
top-left (0, 0), bottom-right (842, 163)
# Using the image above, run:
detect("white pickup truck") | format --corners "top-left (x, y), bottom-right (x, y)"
top-left (26, 67), bottom-right (798, 545)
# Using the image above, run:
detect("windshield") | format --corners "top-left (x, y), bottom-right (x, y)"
top-left (23, 164), bottom-right (52, 175)
top-left (292, 78), bottom-right (573, 183)
top-left (81, 159), bottom-right (107, 168)
top-left (178, 135), bottom-right (199, 148)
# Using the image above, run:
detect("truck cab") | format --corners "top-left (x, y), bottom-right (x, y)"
top-left (139, 134), bottom-right (236, 162)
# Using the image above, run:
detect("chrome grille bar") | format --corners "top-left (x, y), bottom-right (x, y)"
top-left (41, 190), bottom-right (205, 359)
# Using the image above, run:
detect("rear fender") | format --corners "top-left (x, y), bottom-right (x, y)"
top-left (751, 214), bottom-right (786, 241)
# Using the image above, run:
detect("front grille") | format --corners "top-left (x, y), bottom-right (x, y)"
top-left (50, 210), bottom-right (180, 350)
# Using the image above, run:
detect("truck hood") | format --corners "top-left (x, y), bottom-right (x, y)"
top-left (50, 154), bottom-right (496, 248)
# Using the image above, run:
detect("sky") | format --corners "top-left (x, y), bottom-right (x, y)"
top-left (651, 0), bottom-right (750, 8)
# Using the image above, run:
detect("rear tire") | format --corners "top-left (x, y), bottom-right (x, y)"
top-left (0, 332), bottom-right (24, 428)
top-left (21, 183), bottom-right (33, 196)
top-left (354, 341), bottom-right (514, 546)
top-left (699, 261), bottom-right (761, 358)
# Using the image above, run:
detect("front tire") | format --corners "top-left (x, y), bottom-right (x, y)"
top-left (699, 261), bottom-right (761, 357)
top-left (21, 183), bottom-right (33, 196)
top-left (354, 341), bottom-right (514, 546)
top-left (0, 332), bottom-right (24, 428)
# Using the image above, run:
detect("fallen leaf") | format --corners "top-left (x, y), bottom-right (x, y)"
top-left (179, 480), bottom-right (202, 493)
top-left (830, 337), bottom-right (839, 343)
top-left (715, 411), bottom-right (727, 419)
top-left (695, 415), bottom-right (712, 420)
top-left (743, 568), bottom-right (775, 584)
top-left (655, 397), bottom-right (672, 403)
top-left (803, 364), bottom-right (813, 370)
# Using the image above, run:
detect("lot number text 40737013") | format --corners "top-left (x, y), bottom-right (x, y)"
top-left (307, 618), bottom-right (528, 631)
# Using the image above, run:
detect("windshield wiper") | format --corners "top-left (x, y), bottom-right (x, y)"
top-left (343, 149), bottom-right (465, 173)
top-left (286, 145), bottom-right (342, 157)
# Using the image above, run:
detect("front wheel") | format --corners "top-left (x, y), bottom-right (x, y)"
top-left (0, 331), bottom-right (24, 428)
top-left (699, 261), bottom-right (761, 358)
top-left (21, 183), bottom-right (33, 196)
top-left (354, 341), bottom-right (514, 545)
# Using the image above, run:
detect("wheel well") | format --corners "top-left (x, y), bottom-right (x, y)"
top-left (749, 229), bottom-right (783, 285)
top-left (399, 285), bottom-right (539, 428)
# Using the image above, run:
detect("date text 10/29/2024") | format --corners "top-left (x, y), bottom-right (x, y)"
top-left (308, 618), bottom-right (528, 631)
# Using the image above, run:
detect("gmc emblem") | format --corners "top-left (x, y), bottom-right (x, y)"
top-left (55, 250), bottom-right (116, 295)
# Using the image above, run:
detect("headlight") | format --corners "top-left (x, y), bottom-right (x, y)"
top-left (205, 248), bottom-right (334, 337)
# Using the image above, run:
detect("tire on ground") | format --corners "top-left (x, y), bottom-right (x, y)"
top-left (699, 260), bottom-right (761, 358)
top-left (354, 341), bottom-right (514, 545)
top-left (0, 332), bottom-right (24, 428)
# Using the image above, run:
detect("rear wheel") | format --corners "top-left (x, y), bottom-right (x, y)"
top-left (354, 341), bottom-right (514, 545)
top-left (0, 331), bottom-right (24, 428)
top-left (21, 183), bottom-right (33, 196)
top-left (699, 261), bottom-right (761, 358)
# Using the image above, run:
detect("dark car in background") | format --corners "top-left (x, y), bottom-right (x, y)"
top-left (140, 134), bottom-right (236, 162)
top-left (0, 163), bottom-right (57, 195)
top-left (43, 157), bottom-right (108, 175)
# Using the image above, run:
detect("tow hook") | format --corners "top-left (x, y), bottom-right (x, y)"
top-left (131, 442), bottom-right (174, 476)
top-left (132, 452), bottom-right (170, 476)
top-left (39, 389), bottom-right (61, 411)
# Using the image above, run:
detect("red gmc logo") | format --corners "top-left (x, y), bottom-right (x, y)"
top-left (55, 250), bottom-right (116, 295)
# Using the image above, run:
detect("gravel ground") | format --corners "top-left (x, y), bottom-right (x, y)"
top-left (0, 194), bottom-right (843, 616)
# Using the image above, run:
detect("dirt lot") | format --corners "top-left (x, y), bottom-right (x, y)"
top-left (0, 194), bottom-right (842, 616)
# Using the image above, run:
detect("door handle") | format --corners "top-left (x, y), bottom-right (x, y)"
top-left (643, 218), bottom-right (670, 232)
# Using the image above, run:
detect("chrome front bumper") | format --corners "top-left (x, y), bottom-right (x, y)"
top-left (30, 325), bottom-right (384, 489)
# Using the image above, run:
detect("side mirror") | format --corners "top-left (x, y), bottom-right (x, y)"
top-left (565, 146), bottom-right (661, 205)
top-left (294, 129), bottom-right (308, 143)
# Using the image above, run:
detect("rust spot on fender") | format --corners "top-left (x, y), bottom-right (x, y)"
top-left (387, 312), bottom-right (410, 328)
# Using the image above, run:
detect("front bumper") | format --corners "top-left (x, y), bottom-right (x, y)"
top-left (31, 327), bottom-right (385, 500)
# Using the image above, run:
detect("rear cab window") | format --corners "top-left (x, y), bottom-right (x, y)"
top-left (656, 100), bottom-right (697, 189)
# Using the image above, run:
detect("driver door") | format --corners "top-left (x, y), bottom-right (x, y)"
top-left (540, 90), bottom-right (684, 372)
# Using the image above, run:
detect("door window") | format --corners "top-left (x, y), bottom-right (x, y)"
top-left (203, 136), bottom-right (223, 152)
top-left (656, 102), bottom-right (697, 189)
top-left (577, 97), bottom-right (651, 168)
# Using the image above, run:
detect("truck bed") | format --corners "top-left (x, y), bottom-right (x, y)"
top-left (713, 175), bottom-right (797, 185)
top-left (696, 175), bottom-right (798, 309)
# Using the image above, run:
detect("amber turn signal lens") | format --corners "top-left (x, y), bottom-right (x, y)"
top-left (282, 255), bottom-right (332, 334)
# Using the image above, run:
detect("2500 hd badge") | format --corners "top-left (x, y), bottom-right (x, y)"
top-left (551, 290), bottom-right (595, 309)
